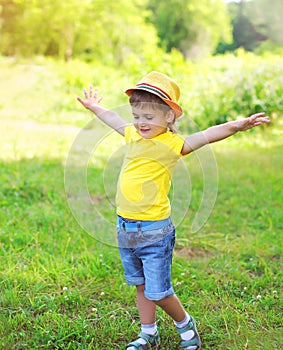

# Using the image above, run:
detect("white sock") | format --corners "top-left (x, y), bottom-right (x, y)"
top-left (174, 313), bottom-right (195, 341)
top-left (141, 322), bottom-right (158, 335)
top-left (127, 323), bottom-right (158, 349)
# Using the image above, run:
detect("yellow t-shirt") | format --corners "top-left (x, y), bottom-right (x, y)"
top-left (116, 125), bottom-right (185, 220)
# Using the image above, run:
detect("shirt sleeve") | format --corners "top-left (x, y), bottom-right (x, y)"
top-left (171, 133), bottom-right (185, 156)
top-left (124, 125), bottom-right (136, 143)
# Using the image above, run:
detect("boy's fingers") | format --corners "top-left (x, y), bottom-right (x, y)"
top-left (77, 97), bottom-right (84, 104)
top-left (249, 113), bottom-right (269, 125)
top-left (251, 117), bottom-right (270, 127)
top-left (83, 88), bottom-right (88, 98)
top-left (252, 112), bottom-right (266, 121)
top-left (258, 117), bottom-right (270, 123)
top-left (254, 112), bottom-right (266, 117)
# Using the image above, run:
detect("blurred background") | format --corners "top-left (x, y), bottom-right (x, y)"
top-left (0, 0), bottom-right (282, 129)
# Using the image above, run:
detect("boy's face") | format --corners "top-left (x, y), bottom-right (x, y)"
top-left (131, 104), bottom-right (174, 139)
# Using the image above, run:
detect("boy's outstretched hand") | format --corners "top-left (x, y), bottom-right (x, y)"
top-left (77, 85), bottom-right (103, 110)
top-left (76, 85), bottom-right (127, 136)
top-left (235, 112), bottom-right (270, 131)
top-left (182, 112), bottom-right (270, 155)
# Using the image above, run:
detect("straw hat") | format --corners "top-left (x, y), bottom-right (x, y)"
top-left (125, 71), bottom-right (183, 118)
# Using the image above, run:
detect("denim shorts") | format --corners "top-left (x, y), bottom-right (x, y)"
top-left (117, 216), bottom-right (176, 301)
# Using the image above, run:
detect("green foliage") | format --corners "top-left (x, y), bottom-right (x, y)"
top-left (0, 0), bottom-right (159, 62)
top-left (1, 0), bottom-right (282, 62)
top-left (74, 0), bottom-right (159, 64)
top-left (0, 0), bottom-right (86, 58)
top-left (178, 50), bottom-right (283, 129)
top-left (217, 1), bottom-right (267, 53)
top-left (218, 0), bottom-right (283, 54)
top-left (248, 0), bottom-right (283, 46)
top-left (147, 0), bottom-right (232, 58)
top-left (0, 51), bottom-right (282, 132)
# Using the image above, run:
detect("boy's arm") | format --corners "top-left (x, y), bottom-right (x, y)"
top-left (77, 86), bottom-right (127, 136)
top-left (181, 112), bottom-right (270, 155)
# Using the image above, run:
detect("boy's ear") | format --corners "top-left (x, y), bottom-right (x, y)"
top-left (166, 109), bottom-right (176, 123)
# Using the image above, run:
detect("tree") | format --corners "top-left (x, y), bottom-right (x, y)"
top-left (75, 0), bottom-right (159, 64)
top-left (147, 0), bottom-right (232, 58)
top-left (0, 0), bottom-right (159, 63)
top-left (247, 0), bottom-right (283, 46)
top-left (0, 0), bottom-right (24, 55)
top-left (232, 0), bottom-right (267, 51)
top-left (0, 0), bottom-right (87, 58)
top-left (217, 0), bottom-right (282, 54)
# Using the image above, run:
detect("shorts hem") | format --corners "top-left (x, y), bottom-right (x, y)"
top-left (126, 277), bottom-right (145, 286)
top-left (145, 287), bottom-right (175, 301)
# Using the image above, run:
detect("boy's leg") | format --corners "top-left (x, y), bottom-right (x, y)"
top-left (136, 284), bottom-right (156, 324)
top-left (155, 295), bottom-right (200, 349)
top-left (155, 294), bottom-right (186, 322)
top-left (126, 285), bottom-right (159, 349)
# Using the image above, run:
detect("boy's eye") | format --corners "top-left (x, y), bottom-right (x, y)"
top-left (146, 116), bottom-right (153, 120)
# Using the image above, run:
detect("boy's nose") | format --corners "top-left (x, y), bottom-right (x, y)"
top-left (139, 118), bottom-right (147, 126)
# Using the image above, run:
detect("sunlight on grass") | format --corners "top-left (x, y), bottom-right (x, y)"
top-left (0, 120), bottom-right (78, 160)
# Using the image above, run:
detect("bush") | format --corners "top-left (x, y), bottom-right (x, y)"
top-left (1, 51), bottom-right (282, 130)
top-left (177, 50), bottom-right (283, 130)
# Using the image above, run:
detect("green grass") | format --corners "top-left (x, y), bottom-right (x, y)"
top-left (0, 59), bottom-right (282, 349)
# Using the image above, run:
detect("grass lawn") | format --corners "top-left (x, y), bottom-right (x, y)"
top-left (0, 60), bottom-right (282, 349)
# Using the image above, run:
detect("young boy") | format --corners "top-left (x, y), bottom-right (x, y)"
top-left (77, 71), bottom-right (270, 349)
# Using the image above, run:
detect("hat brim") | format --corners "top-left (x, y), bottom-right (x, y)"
top-left (125, 87), bottom-right (183, 118)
